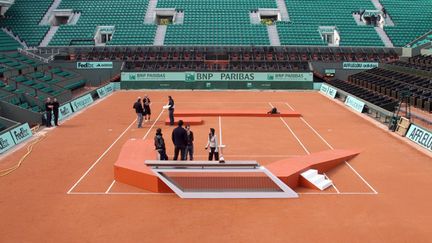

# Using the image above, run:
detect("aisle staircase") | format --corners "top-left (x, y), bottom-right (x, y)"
top-left (375, 27), bottom-right (394, 47)
top-left (275, 0), bottom-right (290, 21)
top-left (39, 26), bottom-right (59, 47)
top-left (39, 0), bottom-right (62, 25)
top-left (153, 25), bottom-right (166, 45)
top-left (144, 0), bottom-right (158, 24)
top-left (267, 25), bottom-right (280, 46)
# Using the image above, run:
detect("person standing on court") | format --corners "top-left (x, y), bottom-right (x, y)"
top-left (172, 120), bottom-right (188, 160)
top-left (143, 94), bottom-right (151, 122)
top-left (154, 128), bottom-right (168, 160)
top-left (44, 97), bottom-right (53, 127)
top-left (185, 124), bottom-right (194, 161)
top-left (133, 97), bottom-right (144, 128)
top-left (52, 98), bottom-right (60, 126)
top-left (168, 96), bottom-right (175, 125)
top-left (205, 128), bottom-right (219, 161)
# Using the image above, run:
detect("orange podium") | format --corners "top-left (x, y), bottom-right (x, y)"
top-left (114, 138), bottom-right (360, 193)
top-left (113, 139), bottom-right (172, 193)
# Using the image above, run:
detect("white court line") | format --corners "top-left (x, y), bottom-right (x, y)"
top-left (344, 162), bottom-right (378, 194)
top-left (285, 102), bottom-right (378, 194)
top-left (69, 191), bottom-right (376, 196)
top-left (105, 180), bottom-right (116, 194)
top-left (271, 102), bottom-right (339, 193)
top-left (68, 192), bottom-right (175, 195)
top-left (142, 109), bottom-right (165, 140)
top-left (100, 109), bottom-right (164, 194)
top-left (324, 173), bottom-right (340, 194)
top-left (218, 116), bottom-right (224, 147)
top-left (298, 192), bottom-right (377, 195)
top-left (67, 118), bottom-right (137, 194)
top-left (278, 117), bottom-right (310, 154)
top-left (269, 102), bottom-right (310, 154)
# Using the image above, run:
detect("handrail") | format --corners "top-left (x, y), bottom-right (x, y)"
top-left (17, 48), bottom-right (54, 63)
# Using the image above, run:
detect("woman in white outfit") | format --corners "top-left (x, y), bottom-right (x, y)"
top-left (205, 128), bottom-right (219, 161)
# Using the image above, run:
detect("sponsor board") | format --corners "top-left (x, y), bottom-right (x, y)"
top-left (77, 62), bottom-right (113, 69)
top-left (121, 72), bottom-right (313, 82)
top-left (320, 83), bottom-right (329, 94)
top-left (58, 103), bottom-right (74, 121)
top-left (112, 82), bottom-right (121, 90)
top-left (0, 131), bottom-right (15, 154)
top-left (97, 83), bottom-right (114, 98)
top-left (319, 84), bottom-right (337, 98)
top-left (71, 94), bottom-right (94, 112)
top-left (345, 95), bottom-right (365, 113)
top-left (406, 124), bottom-right (432, 152)
top-left (10, 123), bottom-right (32, 145)
top-left (342, 62), bottom-right (379, 70)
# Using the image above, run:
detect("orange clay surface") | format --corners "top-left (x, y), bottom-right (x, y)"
top-left (0, 91), bottom-right (431, 243)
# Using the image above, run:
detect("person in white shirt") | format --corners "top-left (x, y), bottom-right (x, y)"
top-left (205, 128), bottom-right (219, 161)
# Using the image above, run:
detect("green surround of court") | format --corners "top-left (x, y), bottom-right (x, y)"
top-left (0, 0), bottom-right (431, 47)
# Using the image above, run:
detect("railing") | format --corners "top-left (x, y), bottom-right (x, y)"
top-left (17, 48), bottom-right (58, 63)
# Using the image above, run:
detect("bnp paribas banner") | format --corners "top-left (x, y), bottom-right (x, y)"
top-left (121, 72), bottom-right (313, 82)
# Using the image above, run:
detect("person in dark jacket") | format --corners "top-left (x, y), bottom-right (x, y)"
top-left (133, 97), bottom-right (144, 128)
top-left (171, 120), bottom-right (188, 160)
top-left (143, 94), bottom-right (151, 122)
top-left (168, 96), bottom-right (175, 125)
top-left (52, 98), bottom-right (60, 126)
top-left (44, 97), bottom-right (53, 127)
top-left (185, 124), bottom-right (194, 160)
top-left (154, 128), bottom-right (168, 160)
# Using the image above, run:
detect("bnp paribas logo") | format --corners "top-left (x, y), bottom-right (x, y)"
top-left (267, 74), bottom-right (274, 81)
top-left (185, 72), bottom-right (195, 81)
top-left (129, 73), bottom-right (137, 80)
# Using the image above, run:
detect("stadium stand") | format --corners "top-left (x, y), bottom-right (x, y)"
top-left (380, 0), bottom-right (432, 47)
top-left (390, 55), bottom-right (432, 72)
top-left (0, 0), bottom-right (430, 47)
top-left (408, 34), bottom-right (432, 49)
top-left (71, 46), bottom-right (399, 65)
top-left (50, 0), bottom-right (157, 46)
top-left (325, 56), bottom-right (432, 113)
top-left (0, 30), bottom-right (21, 51)
top-left (0, 0), bottom-right (430, 131)
top-left (278, 0), bottom-right (383, 47)
top-left (326, 78), bottom-right (398, 112)
top-left (159, 0), bottom-right (273, 45)
top-left (0, 0), bottom-right (52, 47)
top-left (1, 52), bottom-right (88, 114)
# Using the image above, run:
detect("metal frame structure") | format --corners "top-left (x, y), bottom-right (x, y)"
top-left (146, 160), bottom-right (298, 199)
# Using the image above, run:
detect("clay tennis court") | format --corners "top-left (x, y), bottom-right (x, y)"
top-left (0, 91), bottom-right (431, 242)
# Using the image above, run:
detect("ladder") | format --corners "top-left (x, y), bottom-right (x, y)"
top-left (389, 91), bottom-right (411, 131)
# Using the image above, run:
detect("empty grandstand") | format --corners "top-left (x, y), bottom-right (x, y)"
top-left (0, 0), bottom-right (431, 47)
top-left (0, 0), bottom-right (432, 242)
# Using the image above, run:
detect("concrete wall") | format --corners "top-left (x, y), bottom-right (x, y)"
top-left (0, 101), bottom-right (42, 125)
top-left (311, 61), bottom-right (368, 80)
top-left (48, 61), bottom-right (122, 86)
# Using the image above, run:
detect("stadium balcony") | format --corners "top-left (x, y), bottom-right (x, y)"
top-left (64, 46), bottom-right (399, 64)
top-left (329, 57), bottom-right (432, 114)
